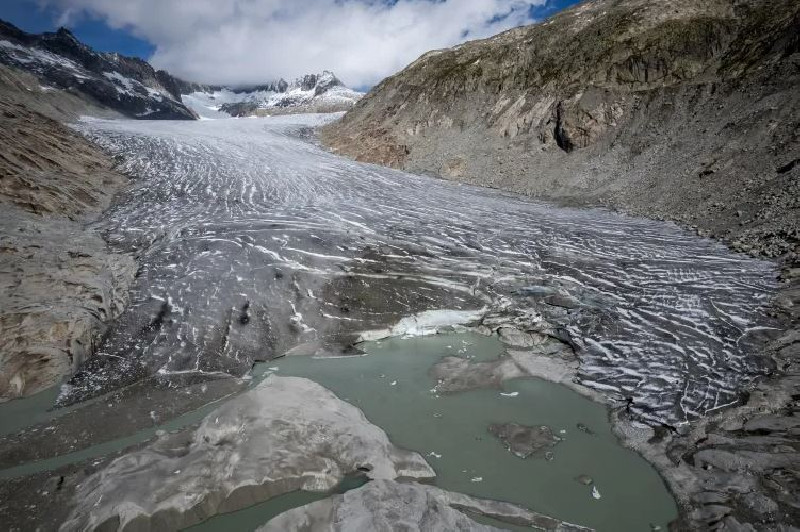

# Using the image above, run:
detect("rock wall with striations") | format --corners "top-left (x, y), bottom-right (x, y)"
top-left (0, 63), bottom-right (136, 402)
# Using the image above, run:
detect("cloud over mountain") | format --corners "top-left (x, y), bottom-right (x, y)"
top-left (40, 0), bottom-right (544, 87)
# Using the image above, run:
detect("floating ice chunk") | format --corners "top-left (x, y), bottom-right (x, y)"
top-left (357, 308), bottom-right (485, 341)
top-left (499, 392), bottom-right (519, 397)
top-left (470, 476), bottom-right (483, 482)
top-left (390, 380), bottom-right (397, 386)
top-left (592, 486), bottom-right (602, 499)
top-left (428, 452), bottom-right (442, 459)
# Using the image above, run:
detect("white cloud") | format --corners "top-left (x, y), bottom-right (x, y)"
top-left (39, 0), bottom-right (544, 87)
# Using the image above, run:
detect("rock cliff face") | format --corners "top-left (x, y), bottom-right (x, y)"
top-left (322, 0), bottom-right (799, 260)
top-left (0, 63), bottom-right (135, 402)
top-left (0, 19), bottom-right (197, 120)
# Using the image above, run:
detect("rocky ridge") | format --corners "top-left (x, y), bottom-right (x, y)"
top-left (0, 19), bottom-right (197, 120)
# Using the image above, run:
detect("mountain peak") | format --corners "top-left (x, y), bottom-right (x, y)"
top-left (0, 18), bottom-right (197, 120)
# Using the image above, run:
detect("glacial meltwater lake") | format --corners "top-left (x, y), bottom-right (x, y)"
top-left (194, 332), bottom-right (678, 531)
top-left (0, 333), bottom-right (677, 531)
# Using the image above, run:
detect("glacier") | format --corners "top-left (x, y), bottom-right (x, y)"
top-left (66, 113), bottom-right (779, 426)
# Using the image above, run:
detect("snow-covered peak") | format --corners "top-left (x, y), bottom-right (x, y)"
top-left (286, 71), bottom-right (343, 94)
top-left (183, 70), bottom-right (363, 118)
top-left (312, 71), bottom-right (343, 96)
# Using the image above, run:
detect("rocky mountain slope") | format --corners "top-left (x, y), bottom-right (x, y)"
top-left (0, 19), bottom-right (196, 120)
top-left (0, 63), bottom-right (135, 402)
top-left (183, 71), bottom-right (363, 118)
top-left (323, 0), bottom-right (799, 261)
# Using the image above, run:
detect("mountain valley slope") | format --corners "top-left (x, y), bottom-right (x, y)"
top-left (322, 0), bottom-right (799, 261)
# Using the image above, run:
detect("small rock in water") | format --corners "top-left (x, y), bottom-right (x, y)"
top-left (592, 486), bottom-right (602, 500)
top-left (575, 475), bottom-right (593, 486)
top-left (576, 423), bottom-right (595, 435)
top-left (488, 422), bottom-right (561, 459)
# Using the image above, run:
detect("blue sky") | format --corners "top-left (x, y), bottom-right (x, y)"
top-left (0, 0), bottom-right (582, 85)
top-left (0, 0), bottom-right (155, 58)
